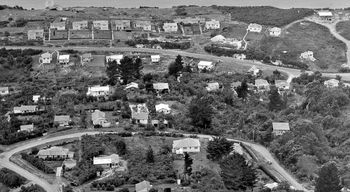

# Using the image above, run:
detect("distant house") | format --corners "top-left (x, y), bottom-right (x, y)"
top-left (106, 55), bottom-right (123, 64)
top-left (39, 52), bottom-right (52, 64)
top-left (205, 20), bottom-right (220, 30)
top-left (37, 146), bottom-right (74, 159)
top-left (231, 81), bottom-right (242, 90)
top-left (269, 27), bottom-right (281, 37)
top-left (33, 95), bottom-right (41, 103)
top-left (155, 103), bottom-right (171, 114)
top-left (63, 159), bottom-right (77, 169)
top-left (247, 23), bottom-right (262, 33)
top-left (58, 55), bottom-right (70, 64)
top-left (324, 79), bottom-right (339, 88)
top-left (93, 154), bottom-right (120, 167)
top-left (50, 22), bottom-right (66, 30)
top-left (206, 82), bottom-right (220, 92)
top-left (248, 65), bottom-right (261, 76)
top-left (72, 20), bottom-right (88, 30)
top-left (233, 54), bottom-right (246, 60)
top-left (133, 20), bottom-right (152, 31)
top-left (27, 29), bottom-right (44, 40)
top-left (197, 61), bottom-right (214, 71)
top-left (172, 138), bottom-right (201, 154)
top-left (125, 82), bottom-right (139, 90)
top-left (91, 110), bottom-right (111, 127)
top-left (275, 80), bottom-right (290, 90)
top-left (93, 20), bottom-right (109, 30)
top-left (129, 103), bottom-right (149, 125)
top-left (151, 55), bottom-right (160, 63)
top-left (136, 44), bottom-right (145, 48)
top-left (54, 115), bottom-right (71, 127)
top-left (163, 23), bottom-right (178, 32)
top-left (152, 44), bottom-right (162, 49)
top-left (135, 181), bottom-right (152, 192)
top-left (300, 51), bottom-right (316, 62)
top-left (13, 105), bottom-right (38, 114)
top-left (0, 87), bottom-right (9, 96)
top-left (317, 10), bottom-right (333, 21)
top-left (87, 85), bottom-right (111, 97)
top-left (174, 17), bottom-right (205, 24)
top-left (255, 79), bottom-right (270, 91)
top-left (81, 53), bottom-right (93, 63)
top-left (210, 35), bottom-right (226, 43)
top-left (114, 20), bottom-right (131, 31)
top-left (153, 83), bottom-right (170, 94)
top-left (272, 122), bottom-right (290, 136)
top-left (19, 124), bottom-right (34, 132)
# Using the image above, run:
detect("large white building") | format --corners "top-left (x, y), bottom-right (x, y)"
top-left (39, 52), bottom-right (52, 64)
top-left (163, 23), bottom-right (178, 32)
top-left (106, 55), bottom-right (123, 64)
top-left (93, 20), bottom-right (109, 30)
top-left (172, 138), bottom-right (201, 154)
top-left (197, 61), bottom-right (214, 71)
top-left (58, 55), bottom-right (70, 64)
top-left (247, 23), bottom-right (262, 33)
top-left (72, 21), bottom-right (88, 30)
top-left (87, 85), bottom-right (111, 97)
top-left (205, 20), bottom-right (220, 30)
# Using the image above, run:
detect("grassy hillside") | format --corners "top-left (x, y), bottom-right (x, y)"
top-left (213, 6), bottom-right (314, 27)
top-left (336, 21), bottom-right (350, 41)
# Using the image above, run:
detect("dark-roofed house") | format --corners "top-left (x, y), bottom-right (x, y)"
top-left (37, 146), bottom-right (74, 159)
top-left (272, 122), bottom-right (290, 136)
top-left (54, 115), bottom-right (71, 127)
top-left (129, 103), bottom-right (149, 125)
top-left (153, 83), bottom-right (169, 94)
top-left (0, 87), bottom-right (9, 96)
top-left (135, 180), bottom-right (152, 192)
top-left (172, 138), bottom-right (201, 154)
top-left (13, 105), bottom-right (38, 114)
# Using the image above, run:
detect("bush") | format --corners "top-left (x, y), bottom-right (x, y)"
top-left (0, 168), bottom-right (26, 188)
top-left (119, 188), bottom-right (129, 192)
top-left (21, 153), bottom-right (54, 174)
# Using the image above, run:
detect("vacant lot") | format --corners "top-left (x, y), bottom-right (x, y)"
top-left (336, 21), bottom-right (350, 41)
top-left (221, 23), bottom-right (248, 40)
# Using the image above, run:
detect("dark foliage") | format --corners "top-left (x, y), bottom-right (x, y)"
top-left (0, 168), bottom-right (26, 188)
top-left (207, 137), bottom-right (233, 161)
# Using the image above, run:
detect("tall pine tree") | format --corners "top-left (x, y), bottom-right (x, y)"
top-left (315, 162), bottom-right (342, 192)
top-left (184, 152), bottom-right (193, 176)
top-left (268, 86), bottom-right (285, 111)
top-left (168, 55), bottom-right (183, 77)
top-left (146, 146), bottom-right (154, 163)
top-left (106, 56), bottom-right (143, 85)
top-left (188, 95), bottom-right (214, 131)
top-left (206, 137), bottom-right (232, 161)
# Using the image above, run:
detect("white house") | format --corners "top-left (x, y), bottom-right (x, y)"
top-left (0, 87), bottom-right (9, 96)
top-left (151, 55), bottom-right (160, 63)
top-left (114, 20), bottom-right (131, 31)
top-left (197, 61), bottom-right (214, 71)
top-left (72, 21), bottom-right (88, 30)
top-left (272, 122), bottom-right (290, 136)
top-left (155, 103), bottom-right (171, 114)
top-left (300, 51), bottom-right (316, 62)
top-left (13, 105), bottom-right (38, 114)
top-left (93, 20), bottom-right (109, 30)
top-left (93, 154), bottom-right (120, 167)
top-left (172, 138), bottom-right (201, 154)
top-left (106, 55), bottom-right (123, 64)
top-left (324, 79), bottom-right (339, 88)
top-left (247, 23), bottom-right (262, 33)
top-left (317, 10), bottom-right (333, 21)
top-left (33, 95), bottom-right (41, 103)
top-left (39, 52), bottom-right (52, 64)
top-left (206, 82), bottom-right (220, 92)
top-left (233, 54), bottom-right (246, 60)
top-left (205, 20), bottom-right (220, 30)
top-left (133, 20), bottom-right (152, 31)
top-left (58, 55), bottom-right (70, 64)
top-left (54, 115), bottom-right (71, 127)
top-left (248, 65), bottom-right (261, 76)
top-left (50, 22), bottom-right (66, 30)
top-left (87, 85), bottom-right (111, 97)
top-left (129, 103), bottom-right (149, 125)
top-left (163, 23), bottom-right (178, 32)
top-left (135, 181), bottom-right (152, 192)
top-left (269, 27), bottom-right (281, 37)
top-left (255, 79), bottom-right (270, 92)
top-left (19, 124), bottom-right (34, 132)
top-left (91, 110), bottom-right (111, 127)
top-left (125, 82), bottom-right (139, 90)
top-left (27, 29), bottom-right (44, 40)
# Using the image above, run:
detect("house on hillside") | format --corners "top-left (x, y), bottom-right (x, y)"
top-left (247, 23), bottom-right (262, 33)
top-left (197, 61), bottom-right (214, 71)
top-left (87, 85), bottom-right (111, 97)
top-left (93, 154), bottom-right (121, 168)
top-left (39, 52), bottom-right (53, 64)
top-left (93, 20), bottom-right (109, 30)
top-left (125, 82), bottom-right (139, 90)
top-left (272, 122), bottom-right (290, 136)
top-left (151, 55), bottom-right (160, 63)
top-left (106, 55), bottom-right (123, 64)
top-left (155, 103), bottom-right (171, 114)
top-left (172, 138), bottom-right (201, 154)
top-left (205, 20), bottom-right (220, 30)
top-left (54, 115), bottom-right (71, 127)
top-left (0, 87), bottom-right (9, 96)
top-left (63, 159), bottom-right (77, 170)
top-left (81, 53), bottom-right (93, 63)
top-left (206, 82), bottom-right (220, 92)
top-left (50, 22), bottom-right (66, 30)
top-left (114, 20), bottom-right (131, 31)
top-left (58, 55), bottom-right (70, 64)
top-left (275, 80), bottom-right (290, 91)
top-left (91, 110), bottom-right (111, 128)
top-left (129, 103), bottom-right (149, 125)
top-left (27, 29), bottom-right (44, 40)
top-left (135, 181), bottom-right (152, 192)
top-left (324, 79), bottom-right (339, 88)
top-left (153, 83), bottom-right (170, 94)
top-left (210, 35), bottom-right (226, 43)
top-left (133, 20), bottom-right (152, 31)
top-left (233, 53), bottom-right (246, 60)
top-left (163, 23), bottom-right (178, 32)
top-left (317, 10), bottom-right (333, 21)
top-left (269, 27), bottom-right (281, 37)
top-left (72, 20), bottom-right (88, 30)
top-left (255, 79), bottom-right (270, 92)
top-left (248, 65), bottom-right (261, 76)
top-left (33, 95), bottom-right (41, 103)
top-left (300, 51), bottom-right (316, 62)
top-left (37, 146), bottom-right (73, 159)
top-left (19, 124), bottom-right (34, 132)
top-left (13, 105), bottom-right (38, 114)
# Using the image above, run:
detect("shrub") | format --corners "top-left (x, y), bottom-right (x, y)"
top-left (20, 153), bottom-right (54, 174)
top-left (0, 168), bottom-right (26, 188)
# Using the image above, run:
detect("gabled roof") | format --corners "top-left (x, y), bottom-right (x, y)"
top-left (82, 53), bottom-right (92, 58)
top-left (255, 79), bottom-right (269, 87)
top-left (206, 82), bottom-right (220, 92)
top-left (198, 61), bottom-right (213, 67)
top-left (125, 82), bottom-right (139, 90)
top-left (37, 146), bottom-right (70, 156)
top-left (155, 103), bottom-right (170, 112)
top-left (275, 80), bottom-right (289, 88)
top-left (59, 55), bottom-right (70, 60)
top-left (211, 35), bottom-right (226, 42)
top-left (173, 138), bottom-right (200, 148)
top-left (153, 83), bottom-right (169, 90)
top-left (20, 124), bottom-right (34, 131)
top-left (0, 87), bottom-right (9, 92)
top-left (135, 181), bottom-right (151, 192)
top-left (88, 85), bottom-right (110, 92)
top-left (41, 52), bottom-right (52, 57)
top-left (93, 154), bottom-right (120, 165)
top-left (54, 115), bottom-right (71, 122)
top-left (91, 110), bottom-right (106, 122)
top-left (14, 105), bottom-right (37, 112)
top-left (272, 122), bottom-right (290, 131)
top-left (151, 55), bottom-right (160, 59)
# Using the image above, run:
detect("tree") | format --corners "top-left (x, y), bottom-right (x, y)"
top-left (236, 80), bottom-right (249, 100)
top-left (268, 86), bottom-right (285, 111)
top-left (315, 162), bottom-right (342, 192)
top-left (207, 137), bottom-right (233, 161)
top-left (188, 95), bottom-right (214, 131)
top-left (114, 139), bottom-right (127, 155)
top-left (146, 146), bottom-right (154, 163)
top-left (184, 152), bottom-right (193, 176)
top-left (168, 55), bottom-right (184, 76)
top-left (220, 153), bottom-right (257, 191)
top-left (106, 56), bottom-right (143, 85)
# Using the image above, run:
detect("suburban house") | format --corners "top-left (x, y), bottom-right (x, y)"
top-left (129, 103), bottom-right (149, 125)
top-left (39, 52), bottom-right (53, 64)
top-left (272, 122), bottom-right (290, 136)
top-left (50, 22), bottom-right (66, 30)
top-left (269, 27), bottom-right (281, 37)
top-left (255, 79), bottom-right (270, 91)
top-left (63, 159), bottom-right (77, 170)
top-left (135, 181), bottom-right (152, 192)
top-left (163, 23), bottom-right (178, 32)
top-left (106, 55), bottom-right (123, 64)
top-left (152, 44), bottom-right (162, 49)
top-left (231, 81), bottom-right (242, 91)
top-left (233, 53), bottom-right (246, 60)
top-left (317, 10), bottom-right (333, 21)
top-left (197, 61), bottom-right (214, 71)
top-left (247, 23), bottom-right (262, 33)
top-left (37, 146), bottom-right (74, 159)
top-left (114, 20), bottom-right (131, 31)
top-left (300, 51), bottom-right (316, 61)
top-left (275, 80), bottom-right (290, 90)
top-left (72, 20), bottom-right (88, 30)
top-left (87, 85), bottom-right (111, 97)
top-left (153, 83), bottom-right (170, 94)
top-left (205, 20), bottom-right (220, 30)
top-left (151, 55), bottom-right (160, 63)
top-left (54, 115), bottom-right (71, 127)
top-left (174, 17), bottom-right (205, 24)
top-left (206, 82), bottom-right (220, 92)
top-left (33, 95), bottom-right (41, 103)
top-left (172, 138), bottom-right (201, 154)
top-left (210, 35), bottom-right (226, 43)
top-left (0, 87), bottom-right (9, 96)
top-left (58, 55), bottom-right (70, 64)
top-left (27, 29), bottom-right (44, 40)
top-left (133, 20), bottom-right (152, 31)
top-left (248, 65), bottom-right (261, 76)
top-left (324, 79), bottom-right (339, 88)
top-left (125, 82), bottom-right (139, 90)
top-left (81, 53), bottom-right (93, 63)
top-left (13, 105), bottom-right (38, 114)
top-left (93, 154), bottom-right (120, 167)
top-left (155, 103), bottom-right (171, 114)
top-left (93, 20), bottom-right (109, 30)
top-left (91, 110), bottom-right (111, 128)
top-left (19, 124), bottom-right (34, 132)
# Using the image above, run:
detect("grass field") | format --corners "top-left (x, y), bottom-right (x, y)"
top-left (221, 23), bottom-right (248, 40)
top-left (336, 21), bottom-right (350, 41)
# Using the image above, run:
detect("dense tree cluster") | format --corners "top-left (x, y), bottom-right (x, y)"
top-left (20, 153), bottom-right (55, 174)
top-left (315, 162), bottom-right (342, 192)
top-left (126, 39), bottom-right (191, 50)
top-left (0, 168), bottom-right (26, 188)
top-left (206, 137), bottom-right (233, 161)
top-left (19, 184), bottom-right (45, 192)
top-left (106, 56), bottom-right (143, 85)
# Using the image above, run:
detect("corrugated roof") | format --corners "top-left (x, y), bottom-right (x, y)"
top-left (272, 122), bottom-right (290, 131)
top-left (93, 154), bottom-right (120, 165)
top-left (135, 181), bottom-right (151, 192)
top-left (153, 83), bottom-right (169, 90)
top-left (173, 138), bottom-right (200, 149)
top-left (37, 146), bottom-right (70, 156)
top-left (54, 115), bottom-right (71, 122)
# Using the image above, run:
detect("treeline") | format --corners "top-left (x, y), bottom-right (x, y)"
top-left (21, 153), bottom-right (55, 174)
top-left (0, 168), bottom-right (26, 188)
top-left (20, 184), bottom-right (45, 192)
top-left (0, 5), bottom-right (24, 10)
top-left (213, 6), bottom-right (314, 27)
top-left (0, 130), bottom-right (44, 145)
top-left (126, 39), bottom-right (191, 50)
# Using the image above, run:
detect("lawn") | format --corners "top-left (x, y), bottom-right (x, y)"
top-left (221, 23), bottom-right (248, 40)
top-left (336, 20), bottom-right (350, 41)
